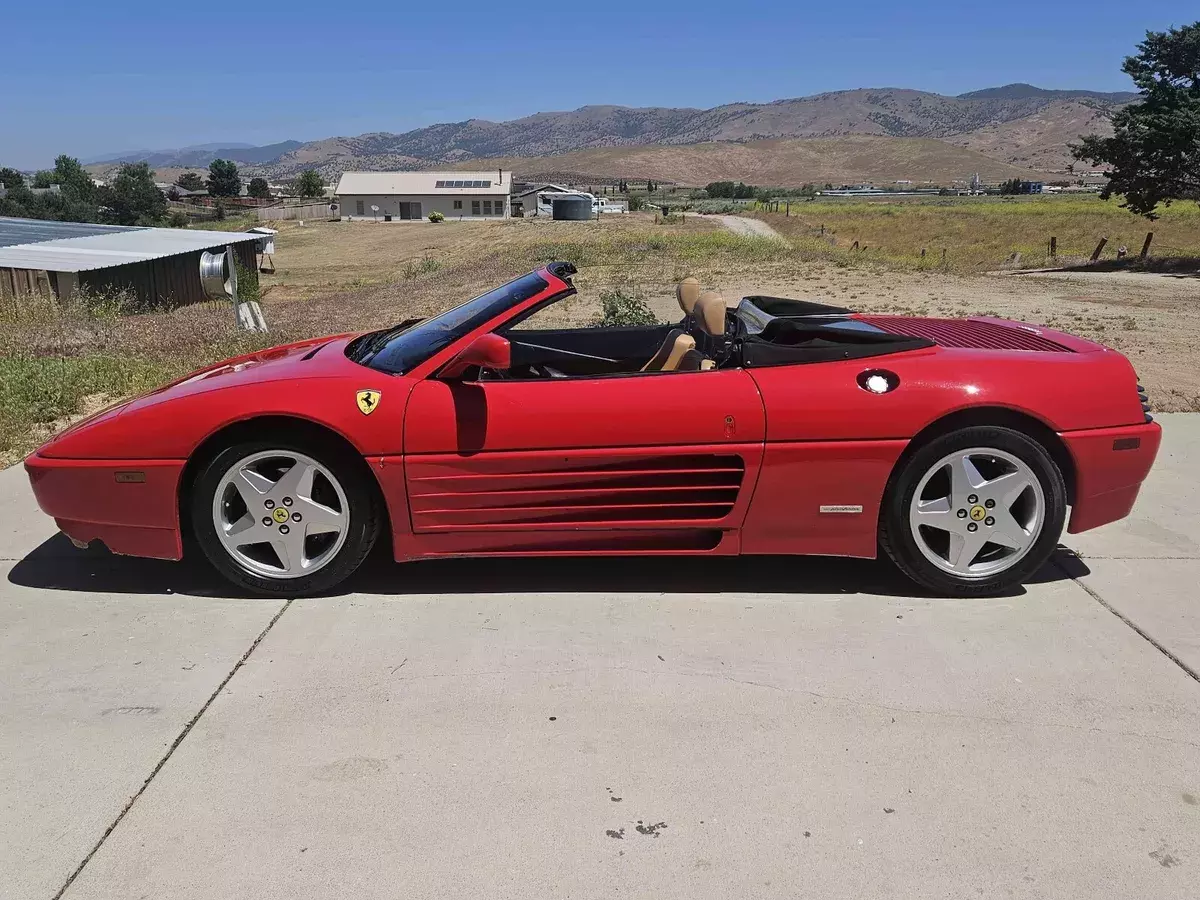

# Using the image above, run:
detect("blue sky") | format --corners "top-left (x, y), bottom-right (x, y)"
top-left (0, 0), bottom-right (1188, 169)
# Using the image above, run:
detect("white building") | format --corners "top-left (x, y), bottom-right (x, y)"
top-left (336, 171), bottom-right (511, 221)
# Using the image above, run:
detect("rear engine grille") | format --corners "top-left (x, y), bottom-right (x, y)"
top-left (408, 453), bottom-right (746, 529)
top-left (859, 317), bottom-right (1070, 352)
top-left (1139, 382), bottom-right (1152, 422)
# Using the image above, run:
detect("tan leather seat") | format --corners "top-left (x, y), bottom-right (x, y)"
top-left (676, 277), bottom-right (701, 317)
top-left (643, 278), bottom-right (703, 372)
top-left (694, 291), bottom-right (727, 338)
top-left (641, 329), bottom-right (696, 372)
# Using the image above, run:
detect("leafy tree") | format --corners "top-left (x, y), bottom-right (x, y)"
top-left (99, 162), bottom-right (167, 225)
top-left (706, 181), bottom-right (734, 198)
top-left (1073, 22), bottom-right (1200, 218)
top-left (206, 159), bottom-right (241, 197)
top-left (295, 169), bottom-right (325, 198)
top-left (248, 177), bottom-right (271, 199)
top-left (176, 171), bottom-right (205, 191)
top-left (53, 155), bottom-right (95, 200)
top-left (31, 170), bottom-right (55, 188)
top-left (0, 167), bottom-right (24, 189)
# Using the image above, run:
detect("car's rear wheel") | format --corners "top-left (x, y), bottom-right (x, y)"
top-left (191, 438), bottom-right (380, 596)
top-left (880, 426), bottom-right (1066, 595)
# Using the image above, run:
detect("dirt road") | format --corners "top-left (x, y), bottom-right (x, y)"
top-left (717, 215), bottom-right (787, 241)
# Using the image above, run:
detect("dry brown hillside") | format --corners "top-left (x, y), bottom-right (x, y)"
top-left (452, 136), bottom-right (1050, 187)
top-left (951, 99), bottom-right (1115, 171)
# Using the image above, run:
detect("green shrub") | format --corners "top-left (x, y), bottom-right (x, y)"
top-left (595, 289), bottom-right (658, 326)
top-left (402, 254), bottom-right (443, 279)
top-left (234, 261), bottom-right (261, 303)
top-left (428, 210), bottom-right (445, 222)
top-left (627, 195), bottom-right (646, 212)
top-left (167, 210), bottom-right (190, 228)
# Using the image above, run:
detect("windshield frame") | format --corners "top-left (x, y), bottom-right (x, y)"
top-left (348, 269), bottom-right (563, 375)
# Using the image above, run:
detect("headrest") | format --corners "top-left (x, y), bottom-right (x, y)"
top-left (676, 277), bottom-right (701, 314)
top-left (695, 291), bottom-right (726, 337)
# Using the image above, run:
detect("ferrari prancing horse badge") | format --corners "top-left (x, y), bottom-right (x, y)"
top-left (356, 389), bottom-right (381, 415)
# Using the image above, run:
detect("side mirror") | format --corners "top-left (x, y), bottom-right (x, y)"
top-left (440, 333), bottom-right (511, 379)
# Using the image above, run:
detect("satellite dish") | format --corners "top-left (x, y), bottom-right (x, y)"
top-left (370, 205), bottom-right (379, 212)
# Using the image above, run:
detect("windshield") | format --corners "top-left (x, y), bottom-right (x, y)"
top-left (347, 271), bottom-right (551, 374)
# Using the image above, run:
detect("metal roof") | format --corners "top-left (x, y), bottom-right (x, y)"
top-left (335, 170), bottom-right (511, 196)
top-left (0, 216), bottom-right (146, 248)
top-left (0, 217), bottom-right (263, 273)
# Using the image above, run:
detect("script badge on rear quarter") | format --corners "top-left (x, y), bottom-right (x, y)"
top-left (356, 389), bottom-right (382, 415)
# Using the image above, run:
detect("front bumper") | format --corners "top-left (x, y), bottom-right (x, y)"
top-left (1061, 421), bottom-right (1162, 534)
top-left (24, 454), bottom-right (185, 560)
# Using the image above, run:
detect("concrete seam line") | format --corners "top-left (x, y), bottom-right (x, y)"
top-left (50, 597), bottom-right (294, 900)
top-left (1055, 560), bottom-right (1200, 687)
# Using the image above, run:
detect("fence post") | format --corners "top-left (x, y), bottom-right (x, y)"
top-left (1049, 236), bottom-right (1056, 259)
top-left (1090, 237), bottom-right (1108, 262)
top-left (1140, 232), bottom-right (1154, 259)
top-left (785, 202), bottom-right (789, 217)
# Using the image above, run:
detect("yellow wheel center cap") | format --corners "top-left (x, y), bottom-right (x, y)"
top-left (273, 507), bottom-right (290, 523)
top-left (969, 505), bottom-right (987, 521)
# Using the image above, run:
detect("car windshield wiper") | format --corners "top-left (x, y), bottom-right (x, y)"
top-left (349, 318), bottom-right (426, 362)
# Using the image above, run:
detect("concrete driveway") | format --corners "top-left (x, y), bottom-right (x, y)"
top-left (2, 417), bottom-right (1198, 900)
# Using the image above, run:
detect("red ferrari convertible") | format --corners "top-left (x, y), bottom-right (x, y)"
top-left (25, 262), bottom-right (1159, 596)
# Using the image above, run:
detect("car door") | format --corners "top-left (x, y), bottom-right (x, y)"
top-left (401, 369), bottom-right (766, 554)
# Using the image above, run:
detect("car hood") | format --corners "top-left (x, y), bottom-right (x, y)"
top-left (138, 334), bottom-right (358, 403)
top-left (47, 335), bottom-right (361, 443)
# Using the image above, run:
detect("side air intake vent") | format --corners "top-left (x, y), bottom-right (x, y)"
top-left (408, 453), bottom-right (746, 530)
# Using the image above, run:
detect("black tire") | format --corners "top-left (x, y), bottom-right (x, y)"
top-left (879, 425), bottom-right (1066, 596)
top-left (190, 435), bottom-right (381, 597)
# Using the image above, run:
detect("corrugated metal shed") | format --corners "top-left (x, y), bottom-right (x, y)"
top-left (335, 171), bottom-right (511, 196)
top-left (0, 217), bottom-right (146, 248)
top-left (0, 217), bottom-right (263, 273)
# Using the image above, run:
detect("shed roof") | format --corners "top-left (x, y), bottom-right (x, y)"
top-left (0, 217), bottom-right (263, 273)
top-left (336, 171), bottom-right (510, 196)
top-left (514, 183), bottom-right (571, 198)
top-left (0, 217), bottom-right (145, 248)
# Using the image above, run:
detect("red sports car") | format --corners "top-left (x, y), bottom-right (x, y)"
top-left (25, 262), bottom-right (1159, 597)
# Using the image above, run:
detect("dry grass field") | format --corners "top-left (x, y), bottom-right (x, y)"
top-left (3, 203), bottom-right (1200, 465)
top-left (752, 195), bottom-right (1200, 273)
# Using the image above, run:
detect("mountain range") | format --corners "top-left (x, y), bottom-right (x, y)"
top-left (85, 83), bottom-right (1134, 184)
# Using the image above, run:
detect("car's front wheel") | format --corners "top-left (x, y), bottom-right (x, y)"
top-left (191, 438), bottom-right (380, 596)
top-left (880, 426), bottom-right (1066, 595)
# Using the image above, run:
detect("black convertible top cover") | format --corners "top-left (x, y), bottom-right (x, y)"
top-left (739, 317), bottom-right (933, 367)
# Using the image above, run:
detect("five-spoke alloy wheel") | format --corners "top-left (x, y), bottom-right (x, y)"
top-left (212, 450), bottom-right (350, 580)
top-left (881, 426), bottom-right (1066, 596)
top-left (192, 436), bottom-right (380, 596)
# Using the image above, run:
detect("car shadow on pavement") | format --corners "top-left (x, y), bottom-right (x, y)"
top-left (7, 533), bottom-right (1090, 600)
